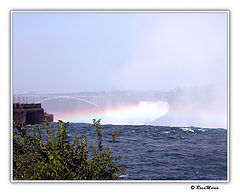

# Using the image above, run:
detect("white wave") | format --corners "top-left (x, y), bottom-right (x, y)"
top-left (119, 174), bottom-right (129, 178)
top-left (162, 131), bottom-right (170, 134)
top-left (181, 127), bottom-right (194, 132)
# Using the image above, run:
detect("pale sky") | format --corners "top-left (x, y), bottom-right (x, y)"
top-left (12, 12), bottom-right (228, 94)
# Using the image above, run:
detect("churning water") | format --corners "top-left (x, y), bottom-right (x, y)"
top-left (32, 122), bottom-right (228, 181)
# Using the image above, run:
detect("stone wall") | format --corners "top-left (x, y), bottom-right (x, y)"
top-left (25, 108), bottom-right (44, 125)
top-left (13, 109), bottom-right (26, 124)
top-left (13, 103), bottom-right (53, 125)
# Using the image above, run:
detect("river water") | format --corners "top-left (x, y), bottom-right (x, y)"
top-left (38, 122), bottom-right (227, 181)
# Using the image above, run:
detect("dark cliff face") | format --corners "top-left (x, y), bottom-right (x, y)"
top-left (13, 103), bottom-right (53, 125)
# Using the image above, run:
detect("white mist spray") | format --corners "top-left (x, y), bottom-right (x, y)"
top-left (100, 101), bottom-right (170, 125)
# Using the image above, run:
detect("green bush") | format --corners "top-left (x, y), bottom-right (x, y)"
top-left (13, 119), bottom-right (126, 180)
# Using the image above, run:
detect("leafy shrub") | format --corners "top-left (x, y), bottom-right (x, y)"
top-left (13, 119), bottom-right (126, 180)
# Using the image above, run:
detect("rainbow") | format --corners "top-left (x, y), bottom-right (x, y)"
top-left (53, 101), bottom-right (227, 128)
top-left (54, 101), bottom-right (169, 125)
